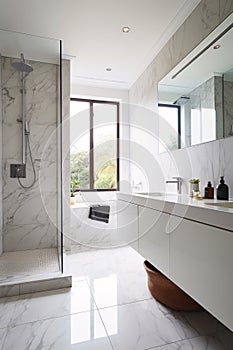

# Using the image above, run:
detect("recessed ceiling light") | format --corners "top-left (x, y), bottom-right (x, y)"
top-left (106, 67), bottom-right (112, 71)
top-left (213, 44), bottom-right (221, 49)
top-left (122, 26), bottom-right (130, 33)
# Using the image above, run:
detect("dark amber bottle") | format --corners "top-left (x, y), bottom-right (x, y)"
top-left (204, 181), bottom-right (214, 199)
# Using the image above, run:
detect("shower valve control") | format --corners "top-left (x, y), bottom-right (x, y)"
top-left (10, 164), bottom-right (26, 178)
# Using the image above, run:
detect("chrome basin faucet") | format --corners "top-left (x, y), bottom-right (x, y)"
top-left (166, 177), bottom-right (182, 194)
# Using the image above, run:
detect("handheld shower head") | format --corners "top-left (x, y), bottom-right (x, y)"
top-left (11, 53), bottom-right (33, 73)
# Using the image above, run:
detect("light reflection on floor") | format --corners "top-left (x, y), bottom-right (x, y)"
top-left (71, 274), bottom-right (118, 344)
top-left (1, 246), bottom-right (233, 349)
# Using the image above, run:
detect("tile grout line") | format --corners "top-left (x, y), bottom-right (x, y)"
top-left (84, 274), bottom-right (153, 309)
top-left (95, 307), bottom-right (115, 350)
top-left (0, 327), bottom-right (8, 350)
top-left (144, 334), bottom-right (222, 350)
top-left (82, 278), bottom-right (115, 350)
top-left (93, 296), bottom-right (154, 311)
top-left (5, 280), bottom-right (97, 329)
top-left (7, 309), bottom-right (98, 330)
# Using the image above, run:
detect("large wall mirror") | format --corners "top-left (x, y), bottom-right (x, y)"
top-left (158, 13), bottom-right (233, 151)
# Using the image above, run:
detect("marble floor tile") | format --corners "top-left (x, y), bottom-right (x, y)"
top-left (66, 247), bottom-right (152, 308)
top-left (179, 309), bottom-right (219, 336)
top-left (98, 299), bottom-right (200, 350)
top-left (0, 296), bottom-right (19, 329)
top-left (1, 246), bottom-right (233, 350)
top-left (0, 327), bottom-right (8, 348)
top-left (2, 311), bottom-right (113, 350)
top-left (10, 278), bottom-right (97, 327)
top-left (149, 335), bottom-right (227, 350)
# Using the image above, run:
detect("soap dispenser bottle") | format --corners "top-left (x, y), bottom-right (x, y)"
top-left (217, 176), bottom-right (229, 200)
top-left (204, 181), bottom-right (214, 199)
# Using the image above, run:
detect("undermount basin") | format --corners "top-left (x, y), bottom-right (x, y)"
top-left (204, 201), bottom-right (233, 208)
top-left (136, 192), bottom-right (179, 197)
top-left (136, 192), bottom-right (163, 196)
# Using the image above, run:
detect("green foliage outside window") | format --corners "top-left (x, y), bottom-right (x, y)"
top-left (70, 150), bottom-right (117, 190)
top-left (95, 160), bottom-right (116, 189)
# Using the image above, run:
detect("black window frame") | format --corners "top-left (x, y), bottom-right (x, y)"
top-left (158, 103), bottom-right (181, 149)
top-left (70, 97), bottom-right (120, 192)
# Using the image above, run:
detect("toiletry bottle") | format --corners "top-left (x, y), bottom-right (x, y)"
top-left (217, 176), bottom-right (229, 200)
top-left (204, 181), bottom-right (214, 199)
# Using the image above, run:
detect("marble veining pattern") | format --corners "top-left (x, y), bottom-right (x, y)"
top-left (220, 0), bottom-right (233, 22)
top-left (0, 246), bottom-right (233, 350)
top-left (224, 80), bottom-right (233, 138)
top-left (149, 336), bottom-right (227, 350)
top-left (3, 221), bottom-right (57, 252)
top-left (1, 56), bottom-right (58, 252)
top-left (0, 55), bottom-right (3, 255)
top-left (129, 0), bottom-right (233, 197)
top-left (66, 201), bottom-right (118, 250)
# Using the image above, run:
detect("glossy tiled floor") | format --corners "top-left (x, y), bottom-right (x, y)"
top-left (0, 246), bottom-right (233, 349)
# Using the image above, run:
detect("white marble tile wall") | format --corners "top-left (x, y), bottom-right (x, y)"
top-left (215, 76), bottom-right (224, 140)
top-left (65, 200), bottom-right (118, 251)
top-left (1, 56), bottom-right (59, 252)
top-left (158, 136), bottom-right (233, 196)
top-left (224, 80), bottom-right (233, 137)
top-left (129, 0), bottom-right (233, 197)
top-left (0, 55), bottom-right (2, 255)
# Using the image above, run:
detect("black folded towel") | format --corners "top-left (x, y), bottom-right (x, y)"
top-left (88, 205), bottom-right (110, 223)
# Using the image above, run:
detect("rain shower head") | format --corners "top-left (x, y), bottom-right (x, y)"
top-left (173, 96), bottom-right (190, 106)
top-left (11, 53), bottom-right (33, 73)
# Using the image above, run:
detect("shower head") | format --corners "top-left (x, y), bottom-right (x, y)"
top-left (11, 53), bottom-right (33, 73)
top-left (173, 96), bottom-right (190, 106)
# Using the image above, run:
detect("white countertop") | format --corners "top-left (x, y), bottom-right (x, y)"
top-left (118, 192), bottom-right (233, 232)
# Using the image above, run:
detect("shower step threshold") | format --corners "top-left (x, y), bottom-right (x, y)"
top-left (0, 272), bottom-right (72, 298)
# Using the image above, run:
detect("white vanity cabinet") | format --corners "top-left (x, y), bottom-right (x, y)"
top-left (138, 207), bottom-right (170, 276)
top-left (117, 200), bottom-right (139, 250)
top-left (169, 215), bottom-right (233, 331)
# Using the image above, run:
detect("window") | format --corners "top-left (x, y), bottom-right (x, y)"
top-left (158, 103), bottom-right (181, 153)
top-left (70, 98), bottom-right (119, 191)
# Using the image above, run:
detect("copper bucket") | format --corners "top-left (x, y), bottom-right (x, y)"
top-left (144, 260), bottom-right (202, 311)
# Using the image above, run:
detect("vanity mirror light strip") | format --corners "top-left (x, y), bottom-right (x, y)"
top-left (172, 22), bottom-right (233, 80)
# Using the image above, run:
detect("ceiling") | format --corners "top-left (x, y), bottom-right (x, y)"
top-left (0, 0), bottom-right (201, 89)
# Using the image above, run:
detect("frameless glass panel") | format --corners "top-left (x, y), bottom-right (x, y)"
top-left (0, 28), bottom-right (62, 277)
top-left (70, 101), bottom-right (90, 190)
top-left (158, 105), bottom-right (179, 153)
top-left (93, 103), bottom-right (117, 189)
top-left (223, 68), bottom-right (233, 137)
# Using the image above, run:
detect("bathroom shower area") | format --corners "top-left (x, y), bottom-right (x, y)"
top-left (0, 29), bottom-right (71, 295)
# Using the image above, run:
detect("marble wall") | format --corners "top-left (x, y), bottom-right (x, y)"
top-left (128, 0), bottom-right (233, 196)
top-left (224, 80), bottom-right (233, 137)
top-left (1, 56), bottom-right (59, 252)
top-left (0, 55), bottom-right (2, 255)
top-left (66, 200), bottom-right (118, 251)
